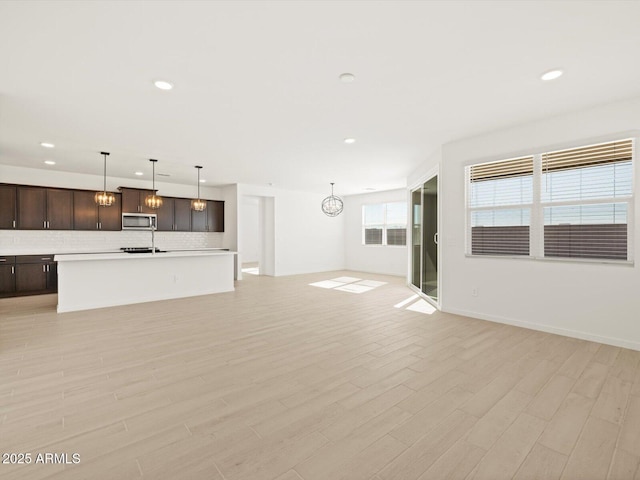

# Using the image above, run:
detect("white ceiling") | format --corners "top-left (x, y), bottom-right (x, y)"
top-left (1, 0), bottom-right (640, 195)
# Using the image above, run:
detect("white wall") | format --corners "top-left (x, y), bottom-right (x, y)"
top-left (240, 196), bottom-right (260, 263)
top-left (437, 96), bottom-right (640, 350)
top-left (237, 184), bottom-right (345, 276)
top-left (343, 189), bottom-right (407, 276)
top-left (0, 164), bottom-right (225, 253)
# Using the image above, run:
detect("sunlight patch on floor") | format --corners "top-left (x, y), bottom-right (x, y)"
top-left (394, 294), bottom-right (435, 314)
top-left (406, 299), bottom-right (437, 314)
top-left (309, 276), bottom-right (387, 294)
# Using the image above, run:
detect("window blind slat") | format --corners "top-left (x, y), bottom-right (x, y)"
top-left (542, 139), bottom-right (632, 172)
top-left (470, 156), bottom-right (534, 182)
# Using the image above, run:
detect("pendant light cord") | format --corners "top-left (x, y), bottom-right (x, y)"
top-left (103, 153), bottom-right (107, 192)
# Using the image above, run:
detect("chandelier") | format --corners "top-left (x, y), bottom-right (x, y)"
top-left (321, 182), bottom-right (343, 217)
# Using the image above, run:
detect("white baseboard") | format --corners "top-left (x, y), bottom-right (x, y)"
top-left (443, 307), bottom-right (640, 352)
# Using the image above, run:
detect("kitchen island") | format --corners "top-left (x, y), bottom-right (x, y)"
top-left (54, 250), bottom-right (236, 313)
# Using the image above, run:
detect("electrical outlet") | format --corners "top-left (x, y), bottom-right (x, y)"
top-left (471, 287), bottom-right (478, 297)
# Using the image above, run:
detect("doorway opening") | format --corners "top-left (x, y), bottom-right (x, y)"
top-left (240, 195), bottom-right (275, 277)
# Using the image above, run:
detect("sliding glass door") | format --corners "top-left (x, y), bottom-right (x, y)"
top-left (410, 174), bottom-right (438, 303)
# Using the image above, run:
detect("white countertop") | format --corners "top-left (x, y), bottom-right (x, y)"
top-left (55, 250), bottom-right (237, 262)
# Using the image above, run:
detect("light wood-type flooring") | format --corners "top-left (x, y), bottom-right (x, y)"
top-left (1, 270), bottom-right (640, 480)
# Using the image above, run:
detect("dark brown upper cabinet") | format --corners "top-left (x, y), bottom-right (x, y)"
top-left (17, 186), bottom-right (73, 230)
top-left (0, 185), bottom-right (17, 229)
top-left (191, 206), bottom-right (207, 232)
top-left (156, 197), bottom-right (174, 231)
top-left (73, 190), bottom-right (122, 231)
top-left (174, 198), bottom-right (192, 231)
top-left (206, 200), bottom-right (224, 232)
top-left (119, 187), bottom-right (157, 214)
top-left (156, 197), bottom-right (191, 231)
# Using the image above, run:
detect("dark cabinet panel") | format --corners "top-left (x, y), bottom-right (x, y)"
top-left (0, 185), bottom-right (17, 229)
top-left (15, 263), bottom-right (47, 292)
top-left (174, 198), bottom-right (192, 232)
top-left (0, 264), bottom-right (16, 295)
top-left (120, 188), bottom-right (156, 214)
top-left (74, 191), bottom-right (121, 230)
top-left (121, 188), bottom-right (141, 214)
top-left (73, 191), bottom-right (99, 230)
top-left (156, 197), bottom-right (175, 231)
top-left (17, 187), bottom-right (46, 229)
top-left (46, 262), bottom-right (58, 291)
top-left (46, 189), bottom-right (73, 230)
top-left (191, 208), bottom-right (207, 232)
top-left (206, 201), bottom-right (224, 232)
top-left (98, 194), bottom-right (121, 231)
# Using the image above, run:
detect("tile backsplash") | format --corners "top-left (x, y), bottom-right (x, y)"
top-left (0, 230), bottom-right (223, 255)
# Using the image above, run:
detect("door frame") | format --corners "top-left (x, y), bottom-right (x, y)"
top-left (407, 165), bottom-right (441, 310)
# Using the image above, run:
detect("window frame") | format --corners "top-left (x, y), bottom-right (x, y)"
top-left (362, 202), bottom-right (408, 247)
top-left (465, 138), bottom-right (635, 265)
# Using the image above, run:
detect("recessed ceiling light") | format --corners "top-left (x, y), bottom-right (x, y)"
top-left (541, 69), bottom-right (563, 81)
top-left (134, 171), bottom-right (144, 176)
top-left (44, 160), bottom-right (56, 165)
top-left (344, 138), bottom-right (356, 144)
top-left (364, 187), bottom-right (376, 191)
top-left (339, 73), bottom-right (355, 83)
top-left (154, 80), bottom-right (174, 90)
top-left (199, 179), bottom-right (206, 183)
top-left (40, 142), bottom-right (55, 148)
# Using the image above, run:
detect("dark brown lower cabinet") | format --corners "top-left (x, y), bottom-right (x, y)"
top-left (10, 255), bottom-right (57, 296)
top-left (15, 263), bottom-right (47, 292)
top-left (0, 264), bottom-right (16, 296)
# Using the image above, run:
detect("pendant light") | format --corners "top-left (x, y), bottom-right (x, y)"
top-left (94, 151), bottom-right (116, 207)
top-left (191, 166), bottom-right (206, 212)
top-left (321, 182), bottom-right (343, 217)
top-left (144, 159), bottom-right (163, 209)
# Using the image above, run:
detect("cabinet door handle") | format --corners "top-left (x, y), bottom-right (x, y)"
top-left (47, 265), bottom-right (50, 272)
top-left (11, 266), bottom-right (14, 274)
top-left (13, 220), bottom-right (16, 228)
top-left (44, 221), bottom-right (47, 228)
top-left (43, 265), bottom-right (46, 272)
top-left (40, 257), bottom-right (51, 260)
top-left (99, 222), bottom-right (102, 230)
top-left (0, 259), bottom-right (5, 262)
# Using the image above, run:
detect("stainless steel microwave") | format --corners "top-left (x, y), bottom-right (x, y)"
top-left (122, 213), bottom-right (157, 230)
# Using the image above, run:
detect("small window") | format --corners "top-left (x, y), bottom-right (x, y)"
top-left (468, 155), bottom-right (533, 256)
top-left (363, 202), bottom-right (407, 246)
top-left (541, 140), bottom-right (632, 260)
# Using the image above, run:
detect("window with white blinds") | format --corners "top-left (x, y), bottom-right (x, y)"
top-left (466, 138), bottom-right (634, 262)
top-left (542, 139), bottom-right (632, 260)
top-left (363, 202), bottom-right (407, 246)
top-left (467, 156), bottom-right (533, 256)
